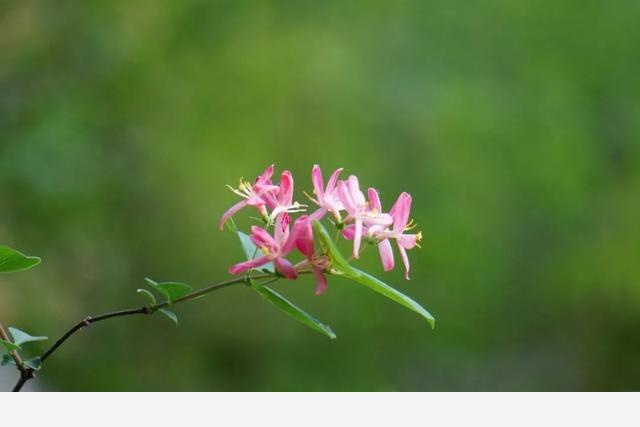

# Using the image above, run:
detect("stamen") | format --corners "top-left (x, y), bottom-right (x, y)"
top-left (303, 190), bottom-right (319, 205)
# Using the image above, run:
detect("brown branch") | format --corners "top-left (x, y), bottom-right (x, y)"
top-left (11, 274), bottom-right (273, 392)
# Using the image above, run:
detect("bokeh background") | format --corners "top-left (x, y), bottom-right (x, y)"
top-left (1, 0), bottom-right (639, 391)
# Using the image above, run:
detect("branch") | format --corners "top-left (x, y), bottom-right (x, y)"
top-left (0, 321), bottom-right (35, 388)
top-left (11, 273), bottom-right (274, 392)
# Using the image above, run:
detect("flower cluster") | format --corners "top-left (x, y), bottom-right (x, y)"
top-left (220, 165), bottom-right (422, 294)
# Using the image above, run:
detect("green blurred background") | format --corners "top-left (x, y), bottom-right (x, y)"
top-left (1, 0), bottom-right (639, 391)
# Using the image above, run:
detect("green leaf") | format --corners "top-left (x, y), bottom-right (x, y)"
top-left (250, 279), bottom-right (336, 339)
top-left (1, 354), bottom-right (16, 366)
top-left (137, 288), bottom-right (157, 305)
top-left (225, 218), bottom-right (275, 273)
top-left (23, 357), bottom-right (42, 371)
top-left (8, 327), bottom-right (48, 347)
top-left (0, 339), bottom-right (20, 353)
top-left (346, 268), bottom-right (435, 328)
top-left (158, 308), bottom-right (179, 325)
top-left (145, 278), bottom-right (192, 303)
top-left (311, 220), bottom-right (355, 273)
top-left (312, 220), bottom-right (435, 328)
top-left (0, 245), bottom-right (41, 274)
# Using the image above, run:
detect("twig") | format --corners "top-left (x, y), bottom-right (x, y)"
top-left (11, 273), bottom-right (273, 392)
top-left (0, 321), bottom-right (35, 389)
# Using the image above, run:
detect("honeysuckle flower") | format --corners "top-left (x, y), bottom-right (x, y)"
top-left (289, 216), bottom-right (330, 295)
top-left (229, 213), bottom-right (298, 279)
top-left (342, 190), bottom-right (421, 280)
top-left (386, 192), bottom-right (422, 280)
top-left (219, 165), bottom-right (279, 229)
top-left (260, 170), bottom-right (307, 225)
top-left (307, 165), bottom-right (344, 222)
top-left (337, 176), bottom-right (393, 259)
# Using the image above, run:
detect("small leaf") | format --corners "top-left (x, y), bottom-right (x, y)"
top-left (226, 218), bottom-right (275, 273)
top-left (137, 288), bottom-right (157, 305)
top-left (0, 339), bottom-right (20, 353)
top-left (8, 327), bottom-right (48, 346)
top-left (0, 245), bottom-right (41, 274)
top-left (158, 308), bottom-right (179, 325)
top-left (313, 220), bottom-right (435, 328)
top-left (23, 357), bottom-right (42, 370)
top-left (1, 354), bottom-right (16, 366)
top-left (250, 280), bottom-right (336, 339)
top-left (145, 278), bottom-right (192, 303)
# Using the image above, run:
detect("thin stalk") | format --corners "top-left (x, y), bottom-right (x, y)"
top-left (11, 273), bottom-right (273, 392)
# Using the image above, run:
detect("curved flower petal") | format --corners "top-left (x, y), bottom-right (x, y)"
top-left (390, 192), bottom-right (412, 232)
top-left (229, 255), bottom-right (270, 275)
top-left (325, 167), bottom-right (343, 194)
top-left (219, 199), bottom-right (248, 230)
top-left (397, 243), bottom-right (411, 280)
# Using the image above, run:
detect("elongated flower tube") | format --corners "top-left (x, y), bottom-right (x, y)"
top-left (289, 216), bottom-right (329, 295)
top-left (336, 176), bottom-right (392, 259)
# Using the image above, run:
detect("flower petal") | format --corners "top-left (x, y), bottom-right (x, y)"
top-left (368, 188), bottom-right (382, 212)
top-left (353, 218), bottom-right (363, 258)
top-left (250, 226), bottom-right (276, 249)
top-left (341, 224), bottom-right (356, 240)
top-left (390, 192), bottom-right (412, 232)
top-left (229, 255), bottom-right (270, 275)
top-left (313, 267), bottom-right (328, 295)
top-left (219, 199), bottom-right (248, 230)
top-left (274, 257), bottom-right (298, 279)
top-left (337, 180), bottom-right (356, 214)
top-left (278, 171), bottom-right (294, 207)
top-left (378, 238), bottom-right (395, 272)
top-left (346, 175), bottom-right (365, 206)
top-left (325, 167), bottom-right (344, 193)
top-left (397, 233), bottom-right (418, 250)
top-left (285, 216), bottom-right (313, 256)
top-left (312, 165), bottom-right (325, 200)
top-left (256, 164), bottom-right (274, 185)
top-left (397, 242), bottom-right (411, 280)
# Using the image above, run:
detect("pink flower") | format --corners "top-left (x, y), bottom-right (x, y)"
top-left (336, 176), bottom-right (393, 259)
top-left (219, 166), bottom-right (306, 229)
top-left (219, 165), bottom-right (279, 229)
top-left (289, 216), bottom-right (330, 295)
top-left (386, 192), bottom-right (421, 280)
top-left (229, 214), bottom-right (298, 279)
top-left (260, 170), bottom-right (307, 225)
top-left (308, 165), bottom-right (344, 222)
top-left (342, 190), bottom-right (421, 280)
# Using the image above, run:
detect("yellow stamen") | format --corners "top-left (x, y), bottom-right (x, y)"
top-left (303, 190), bottom-right (319, 204)
top-left (405, 218), bottom-right (418, 231)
